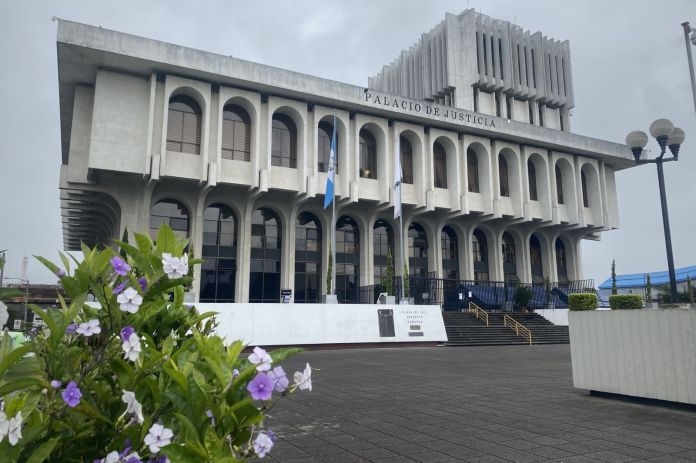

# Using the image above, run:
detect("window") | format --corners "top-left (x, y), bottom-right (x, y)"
top-left (555, 165), bottom-right (564, 204)
top-left (498, 38), bottom-right (504, 80)
top-left (556, 238), bottom-right (569, 282)
top-left (581, 170), bottom-right (589, 207)
top-left (359, 129), bottom-right (377, 179)
top-left (495, 92), bottom-right (501, 117)
top-left (400, 136), bottom-right (413, 184)
top-left (433, 142), bottom-right (447, 189)
top-left (166, 95), bottom-right (201, 154)
top-left (408, 223), bottom-right (428, 278)
top-left (149, 199), bottom-right (189, 241)
top-left (221, 105), bottom-right (250, 161)
top-left (499, 154), bottom-right (509, 197)
top-left (467, 148), bottom-right (479, 193)
top-left (295, 212), bottom-right (322, 303)
top-left (502, 232), bottom-right (518, 282)
top-left (318, 121), bottom-right (337, 174)
top-left (249, 208), bottom-right (281, 303)
top-left (528, 160), bottom-right (538, 201)
top-left (200, 204), bottom-right (237, 302)
top-left (336, 216), bottom-right (360, 303)
top-left (531, 48), bottom-right (537, 88)
top-left (538, 102), bottom-right (544, 127)
top-left (528, 100), bottom-right (534, 124)
top-left (483, 33), bottom-right (488, 75)
top-left (373, 220), bottom-right (393, 285)
top-left (441, 226), bottom-right (459, 280)
top-left (271, 113), bottom-right (297, 168)
top-left (530, 234), bottom-right (543, 283)
top-left (473, 229), bottom-right (489, 281)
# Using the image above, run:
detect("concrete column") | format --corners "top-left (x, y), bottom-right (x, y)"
top-left (237, 198), bottom-right (256, 303)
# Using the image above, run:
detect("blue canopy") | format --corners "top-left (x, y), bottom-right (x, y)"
top-left (599, 264), bottom-right (696, 289)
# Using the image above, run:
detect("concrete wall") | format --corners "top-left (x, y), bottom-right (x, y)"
top-left (206, 303), bottom-right (448, 346)
top-left (569, 310), bottom-right (696, 405)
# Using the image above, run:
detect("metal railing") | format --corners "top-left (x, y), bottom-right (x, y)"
top-left (503, 314), bottom-right (533, 345)
top-left (468, 301), bottom-right (489, 326)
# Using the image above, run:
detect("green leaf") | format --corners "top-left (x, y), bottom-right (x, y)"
top-left (26, 438), bottom-right (59, 463)
top-left (28, 305), bottom-right (59, 341)
top-left (34, 255), bottom-right (60, 276)
top-left (0, 344), bottom-right (33, 377)
top-left (59, 252), bottom-right (71, 275)
top-left (270, 347), bottom-right (303, 365)
top-left (174, 412), bottom-right (202, 442)
top-left (163, 444), bottom-right (208, 463)
top-left (0, 377), bottom-right (44, 396)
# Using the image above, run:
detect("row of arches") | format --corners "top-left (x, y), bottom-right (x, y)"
top-left (150, 198), bottom-right (572, 303)
top-left (165, 94), bottom-right (597, 209)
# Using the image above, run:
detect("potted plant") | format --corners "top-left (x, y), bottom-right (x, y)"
top-left (515, 285), bottom-right (534, 312)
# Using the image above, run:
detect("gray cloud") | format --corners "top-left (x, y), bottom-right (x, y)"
top-left (0, 0), bottom-right (694, 286)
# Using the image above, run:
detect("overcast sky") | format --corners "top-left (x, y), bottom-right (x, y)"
top-left (0, 0), bottom-right (694, 287)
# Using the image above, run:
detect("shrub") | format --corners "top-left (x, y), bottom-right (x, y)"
top-left (609, 294), bottom-right (643, 310)
top-left (0, 225), bottom-right (311, 462)
top-left (569, 293), bottom-right (597, 311)
top-left (514, 285), bottom-right (533, 309)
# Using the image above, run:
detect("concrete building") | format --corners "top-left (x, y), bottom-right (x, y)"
top-left (598, 264), bottom-right (696, 301)
top-left (56, 11), bottom-right (635, 305)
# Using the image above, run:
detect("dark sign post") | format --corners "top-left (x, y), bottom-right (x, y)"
top-left (280, 289), bottom-right (292, 304)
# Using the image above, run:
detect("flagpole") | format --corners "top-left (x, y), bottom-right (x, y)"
top-left (395, 124), bottom-right (405, 303)
top-left (331, 114), bottom-right (337, 297)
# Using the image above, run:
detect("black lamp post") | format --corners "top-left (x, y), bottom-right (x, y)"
top-left (626, 119), bottom-right (685, 304)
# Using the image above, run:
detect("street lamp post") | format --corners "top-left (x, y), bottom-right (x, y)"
top-left (626, 119), bottom-right (686, 304)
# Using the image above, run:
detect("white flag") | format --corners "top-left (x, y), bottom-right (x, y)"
top-left (393, 131), bottom-right (402, 219)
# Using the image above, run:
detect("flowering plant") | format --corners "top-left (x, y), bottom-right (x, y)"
top-left (0, 225), bottom-right (310, 462)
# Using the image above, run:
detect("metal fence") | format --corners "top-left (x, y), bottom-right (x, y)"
top-left (354, 277), bottom-right (596, 311)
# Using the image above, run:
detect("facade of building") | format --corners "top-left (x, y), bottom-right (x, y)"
top-left (56, 11), bottom-right (634, 305)
top-left (598, 264), bottom-right (696, 301)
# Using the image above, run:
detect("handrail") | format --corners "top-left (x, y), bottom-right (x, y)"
top-left (503, 314), bottom-right (533, 345)
top-left (468, 302), bottom-right (489, 326)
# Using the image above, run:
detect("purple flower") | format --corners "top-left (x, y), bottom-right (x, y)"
top-left (65, 322), bottom-right (77, 334)
top-left (112, 281), bottom-right (127, 295)
top-left (253, 431), bottom-right (275, 458)
top-left (50, 380), bottom-right (61, 389)
top-left (120, 326), bottom-right (135, 342)
top-left (247, 373), bottom-right (274, 401)
top-left (110, 256), bottom-right (131, 277)
top-left (61, 381), bottom-right (82, 408)
top-left (268, 366), bottom-right (289, 392)
top-left (138, 277), bottom-right (147, 292)
top-left (233, 369), bottom-right (240, 378)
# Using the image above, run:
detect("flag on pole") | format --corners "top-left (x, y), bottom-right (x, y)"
top-left (393, 130), bottom-right (402, 219)
top-left (323, 118), bottom-right (337, 209)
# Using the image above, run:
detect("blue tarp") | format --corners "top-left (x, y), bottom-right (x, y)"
top-left (598, 264), bottom-right (696, 289)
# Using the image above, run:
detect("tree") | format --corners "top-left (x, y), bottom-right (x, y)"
top-left (688, 275), bottom-right (695, 304)
top-left (402, 263), bottom-right (409, 300)
top-left (645, 273), bottom-right (652, 302)
top-left (611, 259), bottom-right (617, 295)
top-left (384, 248), bottom-right (394, 296)
top-left (326, 243), bottom-right (333, 296)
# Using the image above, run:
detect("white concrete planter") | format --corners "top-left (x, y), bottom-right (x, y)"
top-left (569, 309), bottom-right (696, 405)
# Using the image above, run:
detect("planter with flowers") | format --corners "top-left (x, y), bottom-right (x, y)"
top-left (0, 225), bottom-right (311, 462)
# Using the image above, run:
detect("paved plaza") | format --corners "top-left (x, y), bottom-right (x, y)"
top-left (268, 345), bottom-right (696, 463)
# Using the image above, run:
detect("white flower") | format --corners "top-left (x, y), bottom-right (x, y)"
top-left (7, 411), bottom-right (22, 446)
top-left (293, 363), bottom-right (312, 391)
top-left (102, 451), bottom-right (120, 463)
top-left (144, 423), bottom-right (174, 453)
top-left (0, 411), bottom-right (8, 442)
top-left (117, 287), bottom-right (143, 314)
top-left (122, 333), bottom-right (141, 362)
top-left (253, 431), bottom-right (274, 458)
top-left (121, 390), bottom-right (144, 423)
top-left (76, 319), bottom-right (101, 337)
top-left (162, 253), bottom-right (189, 279)
top-left (248, 346), bottom-right (272, 372)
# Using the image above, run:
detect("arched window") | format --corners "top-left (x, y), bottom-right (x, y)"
top-left (528, 160), bottom-right (538, 201)
top-left (502, 232), bottom-right (518, 282)
top-left (473, 229), bottom-right (489, 281)
top-left (441, 226), bottom-right (459, 280)
top-left (359, 128), bottom-right (377, 179)
top-left (336, 216), bottom-right (360, 303)
top-left (295, 212), bottom-right (322, 303)
top-left (433, 142), bottom-right (447, 189)
top-left (499, 154), bottom-right (510, 197)
top-left (581, 169), bottom-right (589, 207)
top-left (249, 208), bottom-right (281, 303)
top-left (271, 113), bottom-right (297, 168)
top-left (530, 234), bottom-right (543, 283)
top-left (373, 220), bottom-right (393, 285)
top-left (556, 238), bottom-right (569, 283)
top-left (200, 204), bottom-right (237, 302)
top-left (149, 199), bottom-right (189, 240)
top-left (400, 136), bottom-right (413, 184)
top-left (555, 164), bottom-right (564, 204)
top-left (467, 148), bottom-right (479, 193)
top-left (221, 104), bottom-right (251, 161)
top-left (408, 223), bottom-right (428, 278)
top-left (166, 95), bottom-right (201, 154)
top-left (318, 121), bottom-right (337, 174)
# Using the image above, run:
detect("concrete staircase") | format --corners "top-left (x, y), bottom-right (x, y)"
top-left (442, 311), bottom-right (569, 347)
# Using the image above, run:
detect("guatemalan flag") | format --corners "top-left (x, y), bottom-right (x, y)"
top-left (323, 117), bottom-right (337, 209)
top-left (393, 130), bottom-right (402, 219)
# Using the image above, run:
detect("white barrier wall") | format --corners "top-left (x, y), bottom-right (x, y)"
top-left (200, 303), bottom-right (448, 346)
top-left (569, 310), bottom-right (696, 405)
top-left (535, 309), bottom-right (569, 326)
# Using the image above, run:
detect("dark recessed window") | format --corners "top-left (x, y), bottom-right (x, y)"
top-left (359, 128), bottom-right (377, 179)
top-left (433, 142), bottom-right (447, 189)
top-left (221, 105), bottom-right (251, 161)
top-left (318, 121), bottom-right (337, 174)
top-left (149, 199), bottom-right (189, 241)
top-left (581, 170), bottom-right (589, 207)
top-left (467, 148), bottom-right (479, 193)
top-left (400, 136), bottom-right (413, 184)
top-left (200, 204), bottom-right (237, 303)
top-left (271, 113), bottom-right (297, 168)
top-left (473, 229), bottom-right (489, 282)
top-left (555, 164), bottom-right (564, 204)
top-left (441, 226), bottom-right (459, 280)
top-left (249, 208), bottom-right (281, 303)
top-left (499, 154), bottom-right (509, 197)
top-left (408, 222), bottom-right (428, 278)
top-left (528, 160), bottom-right (538, 201)
top-left (373, 220), bottom-right (393, 285)
top-left (336, 216), bottom-right (360, 303)
top-left (166, 95), bottom-right (201, 154)
top-left (295, 212), bottom-right (322, 303)
top-left (530, 234), bottom-right (543, 283)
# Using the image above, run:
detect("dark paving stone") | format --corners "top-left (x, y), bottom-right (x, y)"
top-left (263, 345), bottom-right (696, 463)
